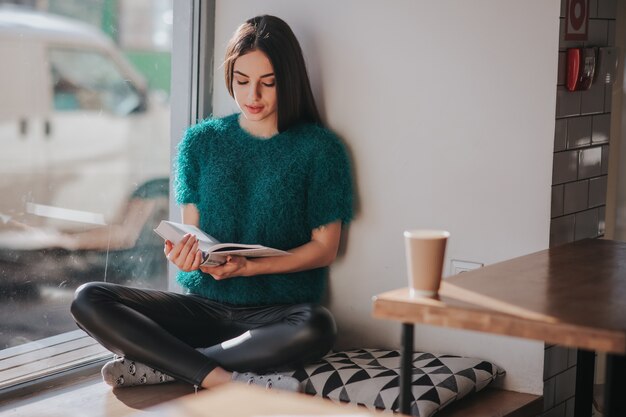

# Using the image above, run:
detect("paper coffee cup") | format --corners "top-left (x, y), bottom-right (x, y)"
top-left (404, 230), bottom-right (449, 297)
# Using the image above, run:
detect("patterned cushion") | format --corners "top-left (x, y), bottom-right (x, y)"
top-left (285, 348), bottom-right (505, 417)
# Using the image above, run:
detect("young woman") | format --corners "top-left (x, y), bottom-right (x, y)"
top-left (71, 14), bottom-right (353, 392)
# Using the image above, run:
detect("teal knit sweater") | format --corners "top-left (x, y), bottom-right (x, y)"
top-left (174, 113), bottom-right (353, 306)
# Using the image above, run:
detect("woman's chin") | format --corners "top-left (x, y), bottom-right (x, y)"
top-left (242, 112), bottom-right (271, 123)
top-left (243, 113), bottom-right (262, 121)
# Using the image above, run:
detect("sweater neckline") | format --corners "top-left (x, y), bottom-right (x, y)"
top-left (235, 114), bottom-right (281, 142)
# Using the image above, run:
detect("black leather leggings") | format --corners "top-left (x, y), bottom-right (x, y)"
top-left (70, 282), bottom-right (336, 387)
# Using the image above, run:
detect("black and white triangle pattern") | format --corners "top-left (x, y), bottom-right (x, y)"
top-left (284, 349), bottom-right (504, 417)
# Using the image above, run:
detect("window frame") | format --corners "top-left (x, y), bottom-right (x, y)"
top-left (167, 0), bottom-right (215, 290)
top-left (0, 0), bottom-right (215, 399)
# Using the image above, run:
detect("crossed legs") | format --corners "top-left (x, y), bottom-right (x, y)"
top-left (70, 282), bottom-right (336, 388)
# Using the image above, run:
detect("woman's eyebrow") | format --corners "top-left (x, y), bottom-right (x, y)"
top-left (233, 70), bottom-right (274, 78)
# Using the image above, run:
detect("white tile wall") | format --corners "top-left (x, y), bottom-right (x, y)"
top-left (555, 367), bottom-right (577, 404)
top-left (604, 84), bottom-right (612, 111)
top-left (563, 180), bottom-right (589, 214)
top-left (589, 176), bottom-right (608, 207)
top-left (545, 0), bottom-right (616, 415)
top-left (544, 376), bottom-right (556, 411)
top-left (575, 208), bottom-right (600, 239)
top-left (567, 116), bottom-right (592, 148)
top-left (550, 215), bottom-right (575, 247)
top-left (601, 145), bottom-right (609, 174)
top-left (544, 346), bottom-right (570, 379)
top-left (557, 52), bottom-right (567, 85)
top-left (580, 81), bottom-right (606, 115)
top-left (592, 114), bottom-right (611, 144)
top-left (552, 185), bottom-right (564, 217)
top-left (599, 206), bottom-right (606, 234)
top-left (586, 19), bottom-right (609, 45)
top-left (565, 397), bottom-right (576, 417)
top-left (567, 348), bottom-right (577, 368)
top-left (556, 87), bottom-right (581, 117)
top-left (555, 118), bottom-right (567, 151)
top-left (578, 147), bottom-right (602, 179)
top-left (543, 402), bottom-right (567, 417)
top-left (552, 150), bottom-right (579, 185)
top-left (597, 0), bottom-right (617, 18)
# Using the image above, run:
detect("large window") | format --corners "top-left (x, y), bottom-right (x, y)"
top-left (50, 48), bottom-right (144, 115)
top-left (0, 0), bottom-right (172, 389)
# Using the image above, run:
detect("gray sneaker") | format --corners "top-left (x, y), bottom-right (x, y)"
top-left (231, 372), bottom-right (301, 392)
top-left (101, 356), bottom-right (175, 387)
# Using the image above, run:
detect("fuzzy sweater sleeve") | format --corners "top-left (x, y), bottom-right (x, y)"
top-left (174, 125), bottom-right (201, 206)
top-left (306, 131), bottom-right (354, 229)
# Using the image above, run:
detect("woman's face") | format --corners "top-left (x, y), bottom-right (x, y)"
top-left (232, 50), bottom-right (278, 129)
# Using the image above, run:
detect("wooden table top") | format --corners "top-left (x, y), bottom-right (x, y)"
top-left (373, 239), bottom-right (626, 354)
top-left (136, 384), bottom-right (542, 417)
top-left (142, 384), bottom-right (376, 416)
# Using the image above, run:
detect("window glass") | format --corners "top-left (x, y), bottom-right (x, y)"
top-left (50, 49), bottom-right (142, 115)
top-left (0, 1), bottom-right (172, 376)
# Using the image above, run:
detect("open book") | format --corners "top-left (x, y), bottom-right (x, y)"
top-left (154, 220), bottom-right (289, 266)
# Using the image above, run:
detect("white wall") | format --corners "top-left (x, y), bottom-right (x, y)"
top-left (213, 0), bottom-right (560, 394)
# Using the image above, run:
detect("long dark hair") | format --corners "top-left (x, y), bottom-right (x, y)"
top-left (224, 15), bottom-right (321, 132)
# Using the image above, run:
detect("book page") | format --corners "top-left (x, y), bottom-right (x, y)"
top-left (167, 223), bottom-right (219, 245)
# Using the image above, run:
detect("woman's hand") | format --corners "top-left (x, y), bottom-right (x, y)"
top-left (164, 233), bottom-right (203, 272)
top-left (200, 255), bottom-right (247, 280)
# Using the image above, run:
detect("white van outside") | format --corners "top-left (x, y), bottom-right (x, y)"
top-left (0, 6), bottom-right (170, 232)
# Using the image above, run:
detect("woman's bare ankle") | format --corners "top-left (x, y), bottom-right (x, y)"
top-left (200, 366), bottom-right (232, 389)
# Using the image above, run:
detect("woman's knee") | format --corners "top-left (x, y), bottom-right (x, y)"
top-left (293, 304), bottom-right (337, 348)
top-left (70, 281), bottom-right (115, 322)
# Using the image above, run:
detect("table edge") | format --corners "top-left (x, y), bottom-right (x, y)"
top-left (372, 289), bottom-right (626, 354)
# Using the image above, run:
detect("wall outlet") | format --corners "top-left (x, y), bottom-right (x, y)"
top-left (450, 259), bottom-right (484, 275)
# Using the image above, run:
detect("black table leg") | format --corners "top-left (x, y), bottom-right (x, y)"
top-left (573, 349), bottom-right (595, 417)
top-left (604, 353), bottom-right (626, 417)
top-left (400, 323), bottom-right (414, 416)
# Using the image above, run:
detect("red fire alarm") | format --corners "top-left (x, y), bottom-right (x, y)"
top-left (566, 48), bottom-right (596, 91)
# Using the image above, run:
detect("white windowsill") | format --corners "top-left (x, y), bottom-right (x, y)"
top-left (0, 330), bottom-right (110, 391)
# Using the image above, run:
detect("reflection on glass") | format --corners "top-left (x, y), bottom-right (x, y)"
top-left (0, 2), bottom-right (171, 352)
top-left (50, 49), bottom-right (143, 115)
